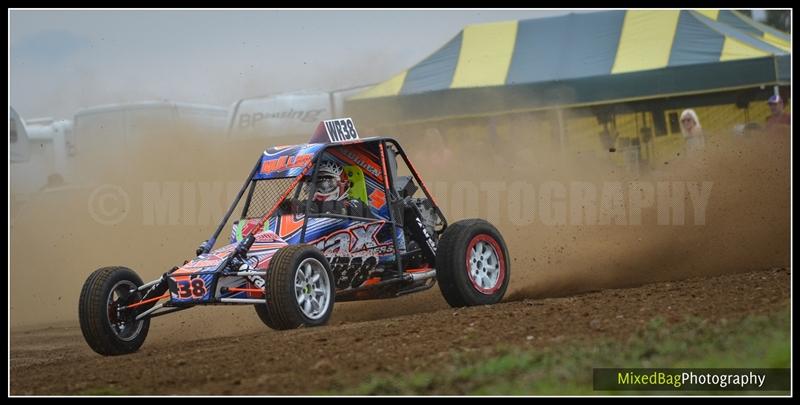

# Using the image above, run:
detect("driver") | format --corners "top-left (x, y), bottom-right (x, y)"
top-left (312, 160), bottom-right (350, 202)
top-left (300, 159), bottom-right (371, 217)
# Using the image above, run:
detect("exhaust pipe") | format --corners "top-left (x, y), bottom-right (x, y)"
top-left (406, 269), bottom-right (436, 282)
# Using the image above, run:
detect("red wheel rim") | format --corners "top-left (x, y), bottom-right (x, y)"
top-left (465, 234), bottom-right (506, 295)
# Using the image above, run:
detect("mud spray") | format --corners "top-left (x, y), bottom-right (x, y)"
top-left (10, 118), bottom-right (789, 343)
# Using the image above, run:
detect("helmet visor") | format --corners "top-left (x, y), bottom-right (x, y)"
top-left (316, 176), bottom-right (338, 194)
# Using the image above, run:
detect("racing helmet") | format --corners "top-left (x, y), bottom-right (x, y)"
top-left (311, 160), bottom-right (349, 202)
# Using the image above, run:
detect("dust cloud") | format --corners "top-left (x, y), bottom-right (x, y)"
top-left (9, 111), bottom-right (790, 338)
top-left (399, 123), bottom-right (790, 302)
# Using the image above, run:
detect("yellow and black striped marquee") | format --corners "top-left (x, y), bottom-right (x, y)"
top-left (347, 10), bottom-right (789, 124)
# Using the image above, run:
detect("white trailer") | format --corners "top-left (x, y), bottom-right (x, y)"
top-left (10, 106), bottom-right (30, 163)
top-left (10, 108), bottom-right (75, 195)
top-left (70, 100), bottom-right (228, 184)
top-left (11, 101), bottom-right (228, 194)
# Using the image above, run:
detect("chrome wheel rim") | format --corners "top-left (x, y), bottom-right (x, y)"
top-left (294, 258), bottom-right (331, 320)
top-left (468, 240), bottom-right (501, 292)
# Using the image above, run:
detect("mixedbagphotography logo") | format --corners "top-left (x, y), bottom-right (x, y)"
top-left (87, 184), bottom-right (130, 225)
top-left (86, 179), bottom-right (715, 227)
top-left (593, 368), bottom-right (791, 391)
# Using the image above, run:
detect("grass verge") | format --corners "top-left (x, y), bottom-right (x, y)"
top-left (330, 308), bottom-right (790, 395)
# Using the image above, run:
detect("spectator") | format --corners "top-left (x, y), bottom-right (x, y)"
top-left (766, 95), bottom-right (791, 133)
top-left (680, 109), bottom-right (705, 153)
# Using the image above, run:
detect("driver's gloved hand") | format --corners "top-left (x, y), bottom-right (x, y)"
top-left (346, 200), bottom-right (372, 218)
top-left (319, 200), bottom-right (347, 215)
top-left (279, 198), bottom-right (302, 214)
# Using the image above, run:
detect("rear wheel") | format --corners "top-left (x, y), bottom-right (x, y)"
top-left (261, 245), bottom-right (335, 330)
top-left (78, 267), bottom-right (150, 355)
top-left (436, 219), bottom-right (510, 307)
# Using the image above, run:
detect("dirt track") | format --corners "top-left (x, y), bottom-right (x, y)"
top-left (10, 267), bottom-right (789, 395)
top-left (9, 122), bottom-right (790, 395)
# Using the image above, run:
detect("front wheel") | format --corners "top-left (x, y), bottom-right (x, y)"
top-left (261, 245), bottom-right (335, 330)
top-left (436, 219), bottom-right (510, 307)
top-left (78, 267), bottom-right (150, 355)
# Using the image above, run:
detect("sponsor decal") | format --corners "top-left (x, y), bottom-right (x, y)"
top-left (260, 154), bottom-right (312, 175)
top-left (416, 216), bottom-right (437, 254)
top-left (248, 275), bottom-right (266, 290)
top-left (330, 256), bottom-right (378, 289)
top-left (184, 259), bottom-right (221, 269)
top-left (313, 222), bottom-right (391, 256)
top-left (277, 213), bottom-right (305, 239)
top-left (245, 256), bottom-right (267, 290)
top-left (238, 109), bottom-right (326, 128)
top-left (369, 189), bottom-right (386, 209)
top-left (312, 222), bottom-right (392, 289)
top-left (331, 147), bottom-right (382, 180)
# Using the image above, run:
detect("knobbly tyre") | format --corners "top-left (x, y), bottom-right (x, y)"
top-left (78, 118), bottom-right (510, 355)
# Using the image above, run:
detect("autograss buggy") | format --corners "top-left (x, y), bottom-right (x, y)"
top-left (79, 118), bottom-right (510, 355)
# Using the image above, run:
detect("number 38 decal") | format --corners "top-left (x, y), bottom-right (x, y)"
top-left (177, 278), bottom-right (207, 299)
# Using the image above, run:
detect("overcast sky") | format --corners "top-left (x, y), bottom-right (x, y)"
top-left (9, 9), bottom-right (580, 119)
top-left (9, 9), bottom-right (768, 120)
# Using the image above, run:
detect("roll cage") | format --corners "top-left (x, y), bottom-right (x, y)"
top-left (198, 137), bottom-right (448, 275)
